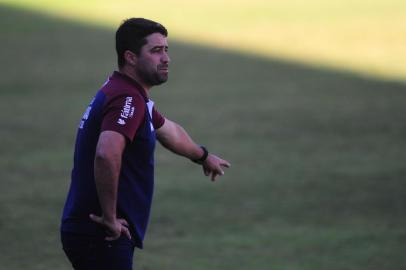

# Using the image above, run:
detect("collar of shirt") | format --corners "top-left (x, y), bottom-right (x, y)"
top-left (111, 71), bottom-right (149, 101)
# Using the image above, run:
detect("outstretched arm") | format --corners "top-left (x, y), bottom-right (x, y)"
top-left (156, 118), bottom-right (231, 181)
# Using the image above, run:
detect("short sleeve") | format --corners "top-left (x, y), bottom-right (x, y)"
top-left (152, 106), bottom-right (165, 129)
top-left (101, 93), bottom-right (146, 141)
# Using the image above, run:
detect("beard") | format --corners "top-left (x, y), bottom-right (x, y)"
top-left (136, 64), bottom-right (168, 87)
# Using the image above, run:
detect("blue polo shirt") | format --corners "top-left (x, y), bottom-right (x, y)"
top-left (61, 71), bottom-right (165, 248)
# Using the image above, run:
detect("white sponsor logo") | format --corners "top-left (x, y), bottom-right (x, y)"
top-left (82, 106), bottom-right (92, 120)
top-left (79, 98), bottom-right (95, 129)
top-left (120, 96), bottom-right (134, 119)
top-left (117, 118), bottom-right (126, 125)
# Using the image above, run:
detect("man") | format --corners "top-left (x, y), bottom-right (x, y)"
top-left (60, 18), bottom-right (230, 269)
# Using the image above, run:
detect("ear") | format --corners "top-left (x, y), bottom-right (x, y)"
top-left (124, 50), bottom-right (137, 66)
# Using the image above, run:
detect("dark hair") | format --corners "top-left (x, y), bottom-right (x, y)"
top-left (116, 18), bottom-right (168, 68)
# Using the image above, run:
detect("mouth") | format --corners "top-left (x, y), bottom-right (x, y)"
top-left (158, 67), bottom-right (169, 74)
top-left (158, 65), bottom-right (169, 71)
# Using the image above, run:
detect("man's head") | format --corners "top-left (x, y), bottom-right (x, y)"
top-left (116, 18), bottom-right (170, 88)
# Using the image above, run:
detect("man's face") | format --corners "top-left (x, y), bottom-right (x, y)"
top-left (135, 33), bottom-right (170, 87)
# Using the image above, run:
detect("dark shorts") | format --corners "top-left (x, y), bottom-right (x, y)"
top-left (61, 232), bottom-right (135, 270)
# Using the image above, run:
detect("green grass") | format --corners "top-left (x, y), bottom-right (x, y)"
top-left (1, 5), bottom-right (406, 270)
top-left (0, 0), bottom-right (406, 81)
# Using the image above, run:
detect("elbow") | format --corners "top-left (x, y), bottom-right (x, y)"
top-left (94, 148), bottom-right (117, 166)
top-left (94, 150), bottom-right (121, 173)
top-left (95, 148), bottom-right (109, 161)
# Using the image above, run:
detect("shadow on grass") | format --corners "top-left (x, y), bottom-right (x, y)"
top-left (1, 4), bottom-right (406, 270)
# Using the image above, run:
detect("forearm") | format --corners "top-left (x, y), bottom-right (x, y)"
top-left (157, 118), bottom-right (231, 181)
top-left (158, 121), bottom-right (203, 160)
top-left (94, 154), bottom-right (121, 221)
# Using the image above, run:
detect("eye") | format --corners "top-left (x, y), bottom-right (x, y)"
top-left (151, 46), bottom-right (168, 53)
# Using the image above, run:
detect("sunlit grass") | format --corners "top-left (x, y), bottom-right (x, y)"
top-left (1, 0), bottom-right (406, 81)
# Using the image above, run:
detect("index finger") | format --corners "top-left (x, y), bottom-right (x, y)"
top-left (220, 160), bottom-right (231, 168)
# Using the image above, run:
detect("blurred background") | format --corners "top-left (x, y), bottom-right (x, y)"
top-left (0, 0), bottom-right (405, 269)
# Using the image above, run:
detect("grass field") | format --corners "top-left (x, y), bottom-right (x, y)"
top-left (1, 3), bottom-right (406, 270)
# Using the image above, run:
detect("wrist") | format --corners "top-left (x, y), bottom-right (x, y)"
top-left (192, 146), bottom-right (208, 164)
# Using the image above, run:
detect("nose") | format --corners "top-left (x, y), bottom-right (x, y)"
top-left (162, 51), bottom-right (170, 64)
